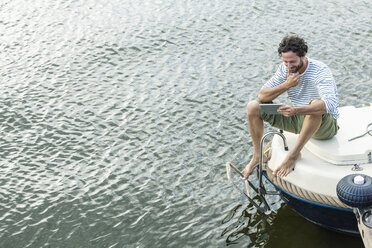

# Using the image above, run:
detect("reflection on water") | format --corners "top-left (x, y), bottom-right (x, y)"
top-left (0, 0), bottom-right (370, 247)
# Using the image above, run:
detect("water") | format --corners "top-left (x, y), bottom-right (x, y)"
top-left (1, 0), bottom-right (371, 247)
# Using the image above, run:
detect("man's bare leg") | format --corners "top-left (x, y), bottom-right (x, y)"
top-left (243, 100), bottom-right (266, 179)
top-left (273, 113), bottom-right (322, 177)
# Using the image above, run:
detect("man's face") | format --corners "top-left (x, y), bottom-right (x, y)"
top-left (281, 51), bottom-right (305, 73)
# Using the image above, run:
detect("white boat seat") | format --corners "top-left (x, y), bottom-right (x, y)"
top-left (305, 105), bottom-right (372, 165)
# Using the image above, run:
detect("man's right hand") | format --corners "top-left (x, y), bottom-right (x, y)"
top-left (285, 71), bottom-right (301, 88)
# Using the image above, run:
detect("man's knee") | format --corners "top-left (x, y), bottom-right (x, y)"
top-left (246, 100), bottom-right (260, 116)
top-left (310, 98), bottom-right (323, 105)
top-left (307, 99), bottom-right (325, 119)
top-left (309, 99), bottom-right (325, 114)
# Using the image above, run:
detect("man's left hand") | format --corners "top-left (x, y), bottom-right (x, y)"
top-left (278, 104), bottom-right (297, 117)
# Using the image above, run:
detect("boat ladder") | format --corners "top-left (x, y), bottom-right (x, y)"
top-left (226, 131), bottom-right (288, 213)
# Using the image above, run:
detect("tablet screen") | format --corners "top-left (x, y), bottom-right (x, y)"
top-left (259, 104), bottom-right (283, 115)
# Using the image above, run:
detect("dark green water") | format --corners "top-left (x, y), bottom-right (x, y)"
top-left (1, 0), bottom-right (370, 247)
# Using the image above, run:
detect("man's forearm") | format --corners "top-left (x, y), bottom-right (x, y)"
top-left (294, 99), bottom-right (327, 115)
top-left (259, 73), bottom-right (301, 103)
top-left (258, 83), bottom-right (289, 103)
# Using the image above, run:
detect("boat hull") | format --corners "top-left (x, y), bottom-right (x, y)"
top-left (264, 171), bottom-right (359, 236)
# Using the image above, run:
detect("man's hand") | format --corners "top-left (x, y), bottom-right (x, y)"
top-left (278, 104), bottom-right (297, 117)
top-left (257, 70), bottom-right (300, 103)
top-left (285, 70), bottom-right (300, 88)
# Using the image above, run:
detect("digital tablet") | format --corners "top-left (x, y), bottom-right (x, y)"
top-left (259, 104), bottom-right (283, 114)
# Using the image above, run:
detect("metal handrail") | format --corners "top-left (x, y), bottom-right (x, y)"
top-left (258, 131), bottom-right (288, 196)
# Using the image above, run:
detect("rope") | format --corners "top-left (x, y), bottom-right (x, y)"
top-left (348, 122), bottom-right (372, 141)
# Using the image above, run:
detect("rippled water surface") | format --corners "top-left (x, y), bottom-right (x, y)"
top-left (1, 0), bottom-right (371, 247)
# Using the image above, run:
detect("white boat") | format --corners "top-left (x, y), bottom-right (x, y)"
top-left (226, 105), bottom-right (372, 246)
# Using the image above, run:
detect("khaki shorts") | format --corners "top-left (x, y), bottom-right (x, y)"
top-left (261, 111), bottom-right (339, 140)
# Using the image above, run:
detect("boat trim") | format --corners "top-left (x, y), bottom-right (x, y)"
top-left (265, 166), bottom-right (351, 209)
top-left (263, 171), bottom-right (353, 212)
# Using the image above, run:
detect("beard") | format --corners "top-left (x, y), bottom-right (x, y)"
top-left (291, 58), bottom-right (304, 73)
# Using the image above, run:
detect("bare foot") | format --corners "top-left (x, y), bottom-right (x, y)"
top-left (273, 153), bottom-right (302, 178)
top-left (243, 155), bottom-right (268, 179)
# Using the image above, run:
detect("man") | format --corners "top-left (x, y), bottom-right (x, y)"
top-left (243, 35), bottom-right (339, 179)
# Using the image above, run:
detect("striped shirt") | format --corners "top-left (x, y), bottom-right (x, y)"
top-left (262, 58), bottom-right (339, 119)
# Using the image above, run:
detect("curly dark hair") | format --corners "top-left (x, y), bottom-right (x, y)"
top-left (278, 35), bottom-right (308, 57)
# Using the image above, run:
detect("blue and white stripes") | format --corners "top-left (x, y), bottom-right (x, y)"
top-left (262, 58), bottom-right (339, 119)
